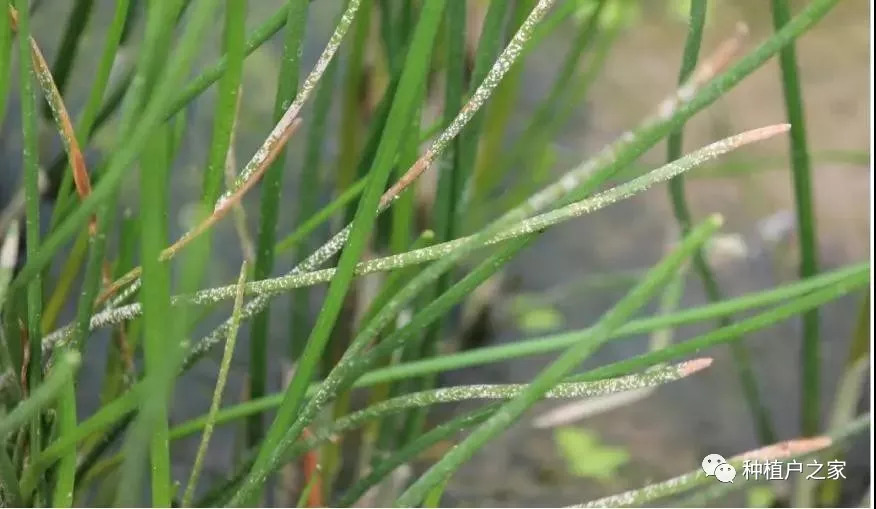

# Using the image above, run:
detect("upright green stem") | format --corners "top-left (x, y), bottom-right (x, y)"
top-left (139, 129), bottom-right (173, 508)
top-left (770, 0), bottom-right (820, 437)
top-left (336, 0), bottom-right (372, 197)
top-left (395, 0), bottom-right (467, 445)
top-left (44, 0), bottom-right (94, 119)
top-left (247, 0), bottom-right (308, 447)
top-left (291, 50), bottom-right (340, 362)
top-left (200, 0), bottom-right (246, 207)
top-left (15, 0), bottom-right (44, 482)
top-left (470, 0), bottom-right (534, 202)
top-left (233, 3), bottom-right (444, 503)
top-left (665, 0), bottom-right (775, 444)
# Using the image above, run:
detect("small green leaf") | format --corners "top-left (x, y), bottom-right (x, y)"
top-left (553, 427), bottom-right (629, 481)
top-left (517, 306), bottom-right (565, 333)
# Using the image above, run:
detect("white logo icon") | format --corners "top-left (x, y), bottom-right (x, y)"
top-left (702, 453), bottom-right (736, 483)
top-left (701, 453), bottom-right (726, 476)
top-left (714, 463), bottom-right (737, 483)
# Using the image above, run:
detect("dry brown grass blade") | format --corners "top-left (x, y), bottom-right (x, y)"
top-left (9, 6), bottom-right (94, 233)
top-left (96, 118), bottom-right (303, 305)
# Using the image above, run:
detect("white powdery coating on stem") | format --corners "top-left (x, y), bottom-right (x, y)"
top-left (215, 0), bottom-right (362, 209)
top-left (184, 128), bottom-right (775, 360)
top-left (108, 278), bottom-right (141, 310)
top-left (43, 127), bottom-right (782, 354)
top-left (573, 434), bottom-right (833, 508)
top-left (511, 35), bottom-right (743, 223)
top-left (533, 359), bottom-right (713, 428)
top-left (572, 471), bottom-right (702, 508)
top-left (281, 0), bottom-right (558, 278)
top-left (183, 0), bottom-right (560, 370)
top-left (381, 362), bottom-right (695, 404)
top-left (288, 362), bottom-right (699, 459)
top-left (427, 0), bottom-right (556, 165)
top-left (501, 125), bottom-right (787, 238)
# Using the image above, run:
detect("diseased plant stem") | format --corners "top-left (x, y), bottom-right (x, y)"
top-left (22, 264), bottom-right (867, 494)
top-left (395, 216), bottom-right (723, 506)
top-left (232, 3), bottom-right (448, 504)
top-left (172, 360), bottom-right (712, 444)
top-left (41, 125), bottom-right (789, 354)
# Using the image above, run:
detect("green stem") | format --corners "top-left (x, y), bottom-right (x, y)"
top-left (336, 0), bottom-right (372, 196)
top-left (276, 177), bottom-right (366, 255)
top-left (181, 262), bottom-right (248, 507)
top-left (233, 4), bottom-right (445, 504)
top-left (569, 270), bottom-right (868, 385)
top-left (290, 10), bottom-right (341, 360)
top-left (361, 264), bottom-right (867, 388)
top-left (770, 0), bottom-right (820, 437)
top-left (43, 0), bottom-right (94, 119)
top-left (666, 0), bottom-right (775, 445)
top-left (0, 351), bottom-right (81, 445)
top-left (0, 447), bottom-right (23, 507)
top-left (15, 0), bottom-right (44, 481)
top-left (247, 0), bottom-right (309, 447)
top-left (395, 0), bottom-right (467, 445)
top-left (9, 0), bottom-right (221, 295)
top-left (138, 127), bottom-right (173, 508)
top-left (338, 404), bottom-right (500, 507)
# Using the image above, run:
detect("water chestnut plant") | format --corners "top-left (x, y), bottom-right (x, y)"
top-left (0, 0), bottom-right (869, 507)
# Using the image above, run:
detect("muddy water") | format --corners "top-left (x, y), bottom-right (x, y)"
top-left (436, 2), bottom-right (870, 506)
top-left (1, 1), bottom-right (870, 506)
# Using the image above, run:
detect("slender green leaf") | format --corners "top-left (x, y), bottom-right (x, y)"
top-left (181, 262), bottom-right (248, 507)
